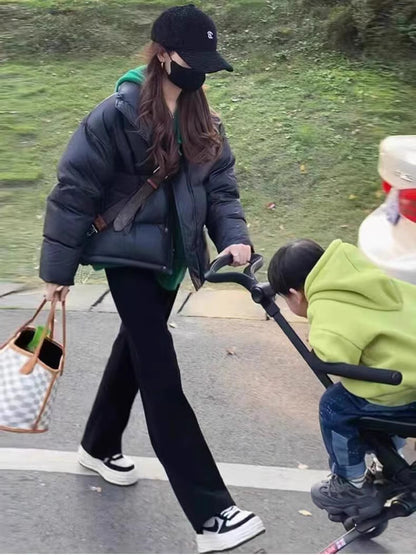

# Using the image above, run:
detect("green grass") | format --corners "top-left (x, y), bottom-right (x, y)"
top-left (1, 1), bottom-right (416, 284)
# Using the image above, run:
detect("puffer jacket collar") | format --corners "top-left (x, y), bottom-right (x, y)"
top-left (115, 82), bottom-right (152, 144)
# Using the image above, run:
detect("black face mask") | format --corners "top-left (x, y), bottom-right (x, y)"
top-left (167, 60), bottom-right (206, 92)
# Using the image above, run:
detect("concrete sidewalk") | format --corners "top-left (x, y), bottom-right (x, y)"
top-left (0, 281), bottom-right (306, 323)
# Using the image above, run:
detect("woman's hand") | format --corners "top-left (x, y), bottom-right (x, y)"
top-left (218, 244), bottom-right (252, 267)
top-left (44, 283), bottom-right (70, 302)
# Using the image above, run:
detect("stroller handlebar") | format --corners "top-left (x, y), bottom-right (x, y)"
top-left (310, 356), bottom-right (403, 386)
top-left (205, 253), bottom-right (263, 289)
top-left (205, 254), bottom-right (403, 387)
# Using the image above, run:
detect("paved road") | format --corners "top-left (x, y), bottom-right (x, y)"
top-left (1, 309), bottom-right (415, 553)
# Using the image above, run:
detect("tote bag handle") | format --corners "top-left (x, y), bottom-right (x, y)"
top-left (13, 298), bottom-right (66, 375)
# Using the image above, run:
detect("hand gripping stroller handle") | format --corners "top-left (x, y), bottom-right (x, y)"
top-left (205, 253), bottom-right (264, 289)
top-left (310, 355), bottom-right (403, 386)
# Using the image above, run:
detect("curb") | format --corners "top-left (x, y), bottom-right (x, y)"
top-left (0, 282), bottom-right (305, 323)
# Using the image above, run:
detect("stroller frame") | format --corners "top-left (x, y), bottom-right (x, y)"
top-left (205, 254), bottom-right (416, 554)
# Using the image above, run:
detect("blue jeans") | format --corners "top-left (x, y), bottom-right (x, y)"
top-left (319, 382), bottom-right (416, 479)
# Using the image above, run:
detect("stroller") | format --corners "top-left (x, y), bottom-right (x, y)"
top-left (205, 253), bottom-right (416, 554)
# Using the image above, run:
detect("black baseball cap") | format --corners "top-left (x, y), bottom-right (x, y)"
top-left (151, 4), bottom-right (233, 73)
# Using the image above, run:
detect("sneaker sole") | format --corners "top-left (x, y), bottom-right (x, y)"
top-left (78, 446), bottom-right (139, 486)
top-left (197, 516), bottom-right (265, 554)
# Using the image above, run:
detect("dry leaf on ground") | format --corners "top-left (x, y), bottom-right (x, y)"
top-left (298, 509), bottom-right (312, 517)
top-left (89, 486), bottom-right (102, 493)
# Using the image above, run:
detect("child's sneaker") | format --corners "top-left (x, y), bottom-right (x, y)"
top-left (196, 505), bottom-right (265, 553)
top-left (311, 474), bottom-right (385, 520)
top-left (78, 445), bottom-right (139, 486)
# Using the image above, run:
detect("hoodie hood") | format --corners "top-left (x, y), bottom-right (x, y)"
top-left (115, 65), bottom-right (147, 92)
top-left (305, 239), bottom-right (402, 312)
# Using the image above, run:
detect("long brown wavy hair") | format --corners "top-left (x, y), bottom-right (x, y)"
top-left (138, 42), bottom-right (223, 177)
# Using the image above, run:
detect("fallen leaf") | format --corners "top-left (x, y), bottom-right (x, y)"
top-left (279, 224), bottom-right (285, 231)
top-left (375, 190), bottom-right (383, 198)
top-left (267, 202), bottom-right (276, 210)
top-left (226, 347), bottom-right (237, 356)
top-left (348, 194), bottom-right (357, 200)
top-left (169, 322), bottom-right (178, 329)
top-left (297, 463), bottom-right (309, 470)
top-left (300, 164), bottom-right (307, 174)
top-left (89, 486), bottom-right (102, 493)
top-left (298, 509), bottom-right (312, 517)
top-left (339, 224), bottom-right (349, 228)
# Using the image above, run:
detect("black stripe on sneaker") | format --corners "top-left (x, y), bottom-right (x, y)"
top-left (104, 460), bottom-right (135, 472)
top-left (203, 513), bottom-right (256, 534)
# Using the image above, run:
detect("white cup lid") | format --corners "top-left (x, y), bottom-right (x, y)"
top-left (378, 135), bottom-right (416, 189)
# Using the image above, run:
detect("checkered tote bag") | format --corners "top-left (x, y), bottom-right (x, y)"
top-left (0, 298), bottom-right (66, 433)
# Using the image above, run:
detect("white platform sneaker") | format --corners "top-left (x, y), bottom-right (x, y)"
top-left (78, 445), bottom-right (139, 486)
top-left (196, 505), bottom-right (265, 553)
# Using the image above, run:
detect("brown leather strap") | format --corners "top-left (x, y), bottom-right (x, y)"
top-left (92, 168), bottom-right (168, 234)
top-left (113, 178), bottom-right (161, 232)
top-left (0, 299), bottom-right (48, 350)
top-left (20, 299), bottom-right (58, 375)
top-left (0, 295), bottom-right (67, 376)
top-left (50, 296), bottom-right (66, 351)
top-left (61, 300), bottom-right (66, 353)
top-left (59, 300), bottom-right (66, 374)
top-left (45, 297), bottom-right (66, 372)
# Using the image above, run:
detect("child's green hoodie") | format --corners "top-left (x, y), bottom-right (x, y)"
top-left (305, 239), bottom-right (416, 406)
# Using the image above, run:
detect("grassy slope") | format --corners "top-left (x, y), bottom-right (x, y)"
top-left (1, 0), bottom-right (415, 283)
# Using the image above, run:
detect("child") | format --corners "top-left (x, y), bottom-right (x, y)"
top-left (267, 238), bottom-right (416, 519)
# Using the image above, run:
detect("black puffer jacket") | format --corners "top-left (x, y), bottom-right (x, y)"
top-left (39, 82), bottom-right (251, 289)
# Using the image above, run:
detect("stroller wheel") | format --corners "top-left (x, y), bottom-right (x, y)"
top-left (343, 518), bottom-right (388, 538)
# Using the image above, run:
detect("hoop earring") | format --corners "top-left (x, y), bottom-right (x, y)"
top-left (161, 61), bottom-right (165, 70)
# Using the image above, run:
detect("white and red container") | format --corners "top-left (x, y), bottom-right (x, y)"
top-left (358, 135), bottom-right (416, 284)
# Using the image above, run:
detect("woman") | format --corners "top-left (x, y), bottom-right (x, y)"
top-left (40, 5), bottom-right (264, 553)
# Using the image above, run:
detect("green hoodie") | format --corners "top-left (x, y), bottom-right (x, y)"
top-left (305, 239), bottom-right (416, 406)
top-left (112, 66), bottom-right (186, 291)
top-left (115, 66), bottom-right (146, 91)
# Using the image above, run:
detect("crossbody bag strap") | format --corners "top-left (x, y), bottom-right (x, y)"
top-left (87, 167), bottom-right (168, 236)
top-left (113, 171), bottom-right (167, 232)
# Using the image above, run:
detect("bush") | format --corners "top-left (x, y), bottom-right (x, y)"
top-left (0, 3), bottom-right (155, 58)
top-left (327, 5), bottom-right (359, 51)
top-left (392, 2), bottom-right (416, 46)
top-left (323, 0), bottom-right (416, 56)
top-left (1, 0), bottom-right (414, 61)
